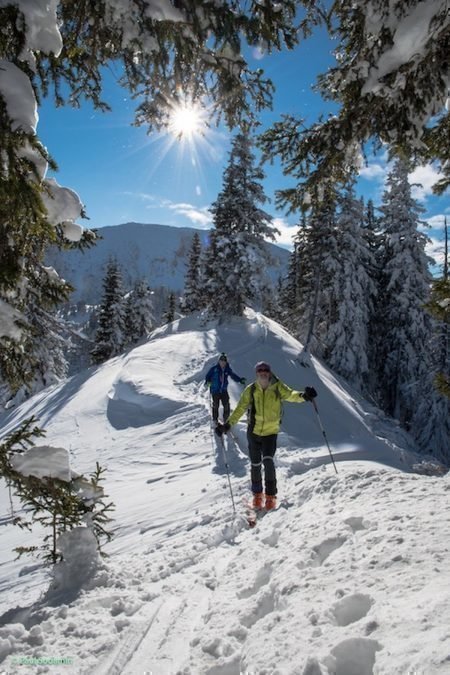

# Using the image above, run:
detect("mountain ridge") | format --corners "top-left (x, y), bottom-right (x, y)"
top-left (46, 222), bottom-right (290, 304)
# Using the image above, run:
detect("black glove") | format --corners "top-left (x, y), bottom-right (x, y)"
top-left (215, 422), bottom-right (230, 436)
top-left (240, 378), bottom-right (246, 385)
top-left (302, 386), bottom-right (317, 402)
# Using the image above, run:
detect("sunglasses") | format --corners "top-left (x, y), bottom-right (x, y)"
top-left (256, 368), bottom-right (270, 373)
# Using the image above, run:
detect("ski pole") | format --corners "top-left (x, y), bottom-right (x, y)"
top-left (311, 399), bottom-right (338, 474)
top-left (218, 433), bottom-right (236, 514)
top-left (208, 390), bottom-right (236, 513)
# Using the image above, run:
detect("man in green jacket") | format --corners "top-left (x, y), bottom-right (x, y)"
top-left (216, 361), bottom-right (317, 510)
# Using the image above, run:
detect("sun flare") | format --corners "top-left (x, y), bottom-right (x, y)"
top-left (169, 103), bottom-right (204, 139)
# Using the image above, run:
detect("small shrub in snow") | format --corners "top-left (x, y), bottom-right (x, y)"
top-left (0, 418), bottom-right (114, 566)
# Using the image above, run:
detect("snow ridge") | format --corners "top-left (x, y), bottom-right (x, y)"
top-left (0, 310), bottom-right (448, 674)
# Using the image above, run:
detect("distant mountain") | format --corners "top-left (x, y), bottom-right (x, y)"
top-left (46, 222), bottom-right (290, 304)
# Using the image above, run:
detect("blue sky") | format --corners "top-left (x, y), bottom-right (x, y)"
top-left (37, 28), bottom-right (449, 263)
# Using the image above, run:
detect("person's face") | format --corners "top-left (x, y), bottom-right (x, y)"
top-left (219, 359), bottom-right (227, 369)
top-left (256, 367), bottom-right (271, 388)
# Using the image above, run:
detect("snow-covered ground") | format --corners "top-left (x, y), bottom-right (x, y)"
top-left (0, 310), bottom-right (449, 675)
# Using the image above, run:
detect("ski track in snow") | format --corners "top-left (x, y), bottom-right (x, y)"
top-left (0, 310), bottom-right (449, 674)
top-left (61, 466), bottom-right (449, 675)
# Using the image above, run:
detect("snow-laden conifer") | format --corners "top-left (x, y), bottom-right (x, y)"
top-left (362, 199), bottom-right (383, 263)
top-left (411, 219), bottom-right (450, 463)
top-left (206, 132), bottom-right (277, 317)
top-left (324, 184), bottom-right (376, 390)
top-left (124, 280), bottom-right (154, 348)
top-left (91, 259), bottom-right (126, 364)
top-left (164, 292), bottom-right (176, 324)
top-left (294, 190), bottom-right (338, 357)
top-left (426, 277), bottom-right (450, 400)
top-left (259, 1), bottom-right (450, 210)
top-left (265, 275), bottom-right (286, 326)
top-left (376, 158), bottom-right (432, 428)
top-left (284, 241), bottom-right (301, 324)
top-left (0, 264), bottom-right (73, 407)
top-left (362, 199), bottom-right (383, 396)
top-left (182, 232), bottom-right (203, 314)
top-left (412, 349), bottom-right (450, 465)
top-left (8, 308), bottom-right (68, 408)
top-left (201, 230), bottom-right (222, 316)
top-left (279, 228), bottom-right (303, 335)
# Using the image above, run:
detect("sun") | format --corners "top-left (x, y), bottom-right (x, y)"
top-left (169, 103), bottom-right (205, 140)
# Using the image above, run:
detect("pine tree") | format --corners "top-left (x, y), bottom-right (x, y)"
top-left (410, 282), bottom-right (450, 464)
top-left (427, 279), bottom-right (450, 399)
top-left (376, 158), bottom-right (432, 429)
top-left (206, 131), bottom-right (277, 317)
top-left (0, 232), bottom-right (89, 403)
top-left (429, 216), bottom-right (450, 399)
top-left (1, 271), bottom-right (71, 407)
top-left (201, 230), bottom-right (222, 316)
top-left (362, 199), bottom-right (382, 259)
top-left (411, 218), bottom-right (450, 464)
top-left (264, 275), bottom-right (285, 325)
top-left (259, 2), bottom-right (450, 210)
top-left (279, 233), bottom-right (302, 334)
top-left (11, 308), bottom-right (69, 406)
top-left (164, 292), bottom-right (176, 324)
top-left (182, 232), bottom-right (203, 313)
top-left (124, 279), bottom-right (154, 347)
top-left (91, 259), bottom-right (126, 364)
top-left (362, 198), bottom-right (383, 397)
top-left (0, 418), bottom-right (114, 564)
top-left (294, 189), bottom-right (338, 357)
top-left (324, 184), bottom-right (376, 390)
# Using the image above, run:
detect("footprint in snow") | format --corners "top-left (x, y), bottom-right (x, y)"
top-left (344, 516), bottom-right (369, 533)
top-left (311, 536), bottom-right (347, 567)
top-left (240, 586), bottom-right (279, 628)
top-left (324, 637), bottom-right (382, 675)
top-left (302, 656), bottom-right (325, 674)
top-left (236, 563), bottom-right (272, 599)
top-left (330, 593), bottom-right (373, 626)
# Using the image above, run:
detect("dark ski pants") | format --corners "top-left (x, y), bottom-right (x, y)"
top-left (212, 392), bottom-right (230, 423)
top-left (247, 431), bottom-right (277, 496)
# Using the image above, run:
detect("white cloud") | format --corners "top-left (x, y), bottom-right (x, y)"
top-left (122, 191), bottom-right (155, 202)
top-left (271, 217), bottom-right (296, 250)
top-left (124, 193), bottom-right (213, 227)
top-left (359, 159), bottom-right (444, 203)
top-left (167, 201), bottom-right (212, 227)
top-left (424, 214), bottom-right (448, 232)
top-left (426, 238), bottom-right (445, 270)
top-left (409, 164), bottom-right (442, 201)
top-left (358, 163), bottom-right (387, 180)
top-left (423, 215), bottom-right (447, 271)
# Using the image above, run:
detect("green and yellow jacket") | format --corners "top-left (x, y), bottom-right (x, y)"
top-left (227, 374), bottom-right (307, 436)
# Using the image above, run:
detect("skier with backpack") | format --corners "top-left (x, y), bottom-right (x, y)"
top-left (215, 361), bottom-right (317, 511)
top-left (205, 353), bottom-right (246, 425)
